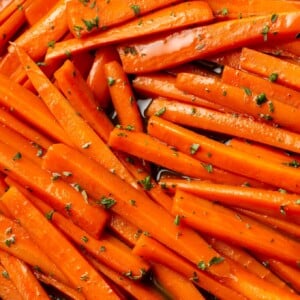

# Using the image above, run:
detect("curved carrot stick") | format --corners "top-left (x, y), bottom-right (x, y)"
top-left (0, 264), bottom-right (22, 300)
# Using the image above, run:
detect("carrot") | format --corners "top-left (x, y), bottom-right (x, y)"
top-left (46, 1), bottom-right (214, 62)
top-left (42, 143), bottom-right (231, 278)
top-left (0, 73), bottom-right (73, 146)
top-left (0, 141), bottom-right (108, 237)
top-left (54, 59), bottom-right (114, 142)
top-left (104, 61), bottom-right (144, 131)
top-left (176, 72), bottom-right (300, 133)
top-left (87, 47), bottom-right (120, 109)
top-left (0, 175), bottom-right (8, 196)
top-left (222, 65), bottom-right (300, 108)
top-left (0, 213), bottom-right (68, 284)
top-left (15, 45), bottom-right (137, 187)
top-left (152, 263), bottom-right (205, 299)
top-left (146, 97), bottom-right (300, 153)
top-left (133, 234), bottom-right (247, 300)
top-left (0, 108), bottom-right (52, 149)
top-left (70, 50), bottom-right (95, 79)
top-left (118, 12), bottom-right (300, 73)
top-left (1, 186), bottom-right (119, 300)
top-left (173, 189), bottom-right (300, 267)
top-left (0, 0), bottom-right (24, 24)
top-left (0, 250), bottom-right (49, 300)
top-left (0, 264), bottom-right (23, 300)
top-left (240, 47), bottom-right (300, 92)
top-left (132, 73), bottom-right (224, 111)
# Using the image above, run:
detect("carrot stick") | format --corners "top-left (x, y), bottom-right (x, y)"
top-left (0, 108), bottom-right (52, 149)
top-left (46, 1), bottom-right (213, 62)
top-left (54, 59), bottom-right (114, 142)
top-left (240, 47), bottom-right (300, 92)
top-left (0, 250), bottom-right (49, 300)
top-left (42, 143), bottom-right (231, 278)
top-left (208, 49), bottom-right (242, 69)
top-left (152, 263), bottom-right (205, 299)
top-left (0, 264), bottom-right (23, 300)
top-left (0, 0), bottom-right (24, 24)
top-left (0, 213), bottom-right (68, 284)
top-left (104, 61), bottom-right (144, 131)
top-left (147, 116), bottom-right (300, 193)
top-left (176, 72), bottom-right (300, 133)
top-left (222, 65), bottom-right (300, 108)
top-left (118, 12), bottom-right (300, 73)
top-left (172, 189), bottom-right (300, 267)
top-left (132, 73), bottom-right (225, 111)
top-left (109, 127), bottom-right (264, 187)
top-left (133, 235), bottom-right (247, 300)
top-left (15, 45), bottom-right (137, 187)
top-left (87, 47), bottom-right (120, 109)
top-left (1, 186), bottom-right (119, 300)
top-left (0, 141), bottom-right (108, 237)
top-left (146, 97), bottom-right (300, 153)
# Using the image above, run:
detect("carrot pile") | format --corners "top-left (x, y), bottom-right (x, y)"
top-left (0, 0), bottom-right (300, 299)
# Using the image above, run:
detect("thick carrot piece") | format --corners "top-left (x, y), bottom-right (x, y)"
top-left (176, 72), bottom-right (300, 133)
top-left (0, 141), bottom-right (108, 237)
top-left (173, 189), bottom-right (300, 267)
top-left (146, 97), bottom-right (300, 153)
top-left (46, 1), bottom-right (213, 62)
top-left (118, 12), bottom-right (300, 73)
top-left (16, 45), bottom-right (136, 187)
top-left (0, 250), bottom-right (49, 300)
top-left (54, 59), bottom-right (114, 142)
top-left (1, 187), bottom-right (119, 300)
top-left (133, 235), bottom-right (247, 300)
top-left (105, 61), bottom-right (143, 131)
top-left (42, 143), bottom-right (231, 278)
top-left (0, 0), bottom-right (23, 24)
top-left (222, 65), bottom-right (300, 109)
top-left (240, 47), bottom-right (300, 92)
top-left (0, 264), bottom-right (23, 300)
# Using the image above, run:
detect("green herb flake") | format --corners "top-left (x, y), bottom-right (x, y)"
top-left (269, 72), bottom-right (278, 82)
top-left (243, 87), bottom-right (252, 96)
top-left (174, 215), bottom-right (181, 226)
top-left (129, 199), bottom-right (136, 206)
top-left (47, 40), bottom-right (56, 48)
top-left (4, 235), bottom-right (16, 247)
top-left (201, 163), bottom-right (213, 173)
top-left (45, 210), bottom-right (55, 220)
top-left (82, 16), bottom-right (99, 31)
top-left (190, 143), bottom-right (200, 155)
top-left (190, 271), bottom-right (199, 282)
top-left (255, 93), bottom-right (267, 105)
top-left (259, 113), bottom-right (273, 121)
top-left (271, 14), bottom-right (278, 23)
top-left (98, 197), bottom-right (116, 209)
top-left (123, 46), bottom-right (138, 56)
top-left (73, 25), bottom-right (83, 37)
top-left (139, 175), bottom-right (153, 190)
top-left (197, 261), bottom-right (207, 270)
top-left (2, 270), bottom-right (9, 279)
top-left (81, 236), bottom-right (89, 243)
top-left (209, 256), bottom-right (225, 266)
top-left (80, 272), bottom-right (89, 281)
top-left (268, 101), bottom-right (275, 113)
top-left (12, 152), bottom-right (22, 161)
top-left (65, 50), bottom-right (72, 58)
top-left (65, 202), bottom-right (72, 212)
top-left (220, 7), bottom-right (229, 16)
top-left (195, 43), bottom-right (206, 51)
top-left (130, 5), bottom-right (140, 16)
top-left (283, 160), bottom-right (300, 168)
top-left (154, 107), bottom-right (166, 117)
top-left (99, 245), bottom-right (106, 252)
top-left (295, 199), bottom-right (300, 205)
top-left (107, 77), bottom-right (116, 86)
top-left (261, 25), bottom-right (270, 41)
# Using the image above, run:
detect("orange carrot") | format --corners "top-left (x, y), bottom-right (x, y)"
top-left (240, 47), bottom-right (300, 92)
top-left (42, 143), bottom-right (231, 278)
top-left (0, 175), bottom-right (8, 196)
top-left (87, 47), bottom-right (120, 109)
top-left (176, 72), bottom-right (300, 133)
top-left (173, 189), bottom-right (300, 267)
top-left (46, 1), bottom-right (213, 62)
top-left (146, 97), bottom-right (300, 153)
top-left (0, 250), bottom-right (49, 300)
top-left (0, 0), bottom-right (24, 24)
top-left (1, 186), bottom-right (119, 300)
top-left (208, 49), bottom-right (242, 69)
top-left (133, 234), bottom-right (247, 300)
top-left (222, 65), bottom-right (300, 108)
top-left (0, 141), bottom-right (108, 237)
top-left (118, 12), bottom-right (300, 73)
top-left (0, 264), bottom-right (22, 300)
top-left (104, 61), bottom-right (144, 131)
top-left (70, 50), bottom-right (95, 79)
top-left (147, 116), bottom-right (300, 193)
top-left (54, 59), bottom-right (114, 142)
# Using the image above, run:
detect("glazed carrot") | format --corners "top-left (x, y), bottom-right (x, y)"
top-left (222, 65), bottom-right (300, 108)
top-left (88, 255), bottom-right (164, 300)
top-left (66, 0), bottom-right (183, 37)
top-left (176, 72), bottom-right (300, 133)
top-left (46, 1), bottom-right (214, 62)
top-left (0, 108), bottom-right (52, 149)
top-left (240, 47), bottom-right (300, 92)
top-left (0, 0), bottom-right (24, 24)
top-left (1, 187), bottom-right (119, 300)
top-left (54, 59), bottom-right (114, 142)
top-left (0, 213), bottom-right (68, 284)
top-left (0, 264), bottom-right (22, 300)
top-left (0, 51), bottom-right (21, 78)
top-left (173, 189), bottom-right (300, 267)
top-left (16, 45), bottom-right (137, 187)
top-left (152, 263), bottom-right (205, 299)
top-left (0, 250), bottom-right (49, 300)
top-left (42, 143), bottom-right (231, 278)
top-left (146, 97), bottom-right (300, 153)
top-left (109, 127), bottom-right (264, 187)
top-left (87, 47), bottom-right (119, 109)
top-left (118, 12), bottom-right (300, 73)
top-left (105, 61), bottom-right (143, 131)
top-left (0, 141), bottom-right (108, 237)
top-left (133, 235), bottom-right (247, 300)
top-left (133, 74), bottom-right (224, 111)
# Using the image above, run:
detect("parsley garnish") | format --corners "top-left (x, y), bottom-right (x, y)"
top-left (130, 5), bottom-right (140, 16)
top-left (190, 143), bottom-right (200, 155)
top-left (98, 197), bottom-right (116, 209)
top-left (139, 176), bottom-right (153, 190)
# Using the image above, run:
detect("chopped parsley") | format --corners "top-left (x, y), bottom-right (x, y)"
top-left (190, 143), bottom-right (200, 155)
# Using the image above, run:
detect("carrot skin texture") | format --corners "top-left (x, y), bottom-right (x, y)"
top-left (118, 12), bottom-right (300, 73)
top-left (0, 264), bottom-right (23, 300)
